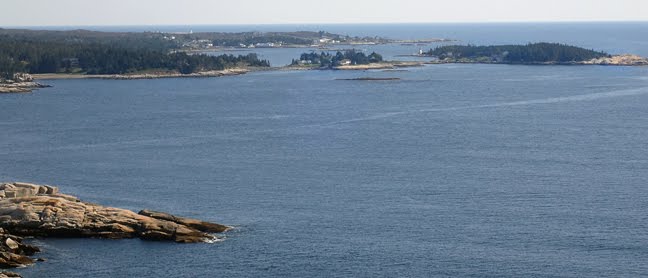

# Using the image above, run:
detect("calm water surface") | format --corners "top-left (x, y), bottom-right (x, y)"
top-left (2, 24), bottom-right (648, 277)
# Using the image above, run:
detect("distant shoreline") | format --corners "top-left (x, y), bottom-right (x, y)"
top-left (183, 39), bottom-right (456, 53)
top-left (30, 62), bottom-right (425, 82)
top-left (1, 69), bottom-right (252, 93)
top-left (32, 68), bottom-right (250, 80)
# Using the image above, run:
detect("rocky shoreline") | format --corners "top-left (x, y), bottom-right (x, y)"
top-left (0, 69), bottom-right (250, 94)
top-left (32, 68), bottom-right (250, 80)
top-left (334, 61), bottom-right (424, 70)
top-left (0, 73), bottom-right (51, 94)
top-left (3, 54), bottom-right (647, 95)
top-left (580, 54), bottom-right (648, 66)
top-left (0, 82), bottom-right (51, 94)
top-left (0, 182), bottom-right (230, 275)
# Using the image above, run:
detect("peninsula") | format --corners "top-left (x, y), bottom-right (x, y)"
top-left (0, 182), bottom-right (230, 275)
top-left (423, 43), bottom-right (648, 66)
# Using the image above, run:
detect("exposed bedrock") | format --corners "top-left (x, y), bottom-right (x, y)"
top-left (0, 182), bottom-right (230, 270)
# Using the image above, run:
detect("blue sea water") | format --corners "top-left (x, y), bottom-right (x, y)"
top-left (2, 23), bottom-right (648, 277)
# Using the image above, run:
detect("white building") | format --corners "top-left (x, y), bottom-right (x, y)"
top-left (339, 59), bottom-right (352, 65)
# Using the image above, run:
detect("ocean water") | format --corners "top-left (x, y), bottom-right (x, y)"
top-left (2, 24), bottom-right (648, 277)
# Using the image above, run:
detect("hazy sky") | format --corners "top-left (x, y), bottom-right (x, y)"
top-left (1, 0), bottom-right (646, 26)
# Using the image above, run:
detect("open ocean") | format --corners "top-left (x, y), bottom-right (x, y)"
top-left (2, 23), bottom-right (648, 277)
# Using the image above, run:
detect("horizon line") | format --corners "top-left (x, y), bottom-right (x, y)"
top-left (2, 20), bottom-right (648, 29)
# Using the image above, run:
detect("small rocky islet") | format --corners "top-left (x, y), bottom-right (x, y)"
top-left (0, 74), bottom-right (50, 94)
top-left (0, 182), bottom-right (230, 276)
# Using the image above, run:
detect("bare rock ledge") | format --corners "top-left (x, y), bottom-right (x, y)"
top-left (0, 182), bottom-right (231, 272)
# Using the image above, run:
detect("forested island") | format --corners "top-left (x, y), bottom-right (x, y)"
top-left (290, 50), bottom-right (423, 70)
top-left (424, 43), bottom-right (648, 65)
top-left (291, 50), bottom-right (383, 68)
top-left (426, 43), bottom-right (608, 63)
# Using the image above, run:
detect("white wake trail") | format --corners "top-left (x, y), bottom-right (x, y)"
top-left (328, 87), bottom-right (648, 125)
top-left (2, 87), bottom-right (646, 155)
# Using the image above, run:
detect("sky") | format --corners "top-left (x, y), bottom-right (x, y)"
top-left (1, 0), bottom-right (647, 26)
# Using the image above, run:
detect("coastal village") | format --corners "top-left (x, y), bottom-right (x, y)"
top-left (177, 35), bottom-right (370, 50)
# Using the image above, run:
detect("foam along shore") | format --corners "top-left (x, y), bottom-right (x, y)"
top-left (32, 68), bottom-right (250, 80)
top-left (0, 182), bottom-right (231, 272)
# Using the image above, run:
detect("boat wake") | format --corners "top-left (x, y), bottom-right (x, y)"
top-left (327, 86), bottom-right (648, 125)
top-left (2, 87), bottom-right (647, 155)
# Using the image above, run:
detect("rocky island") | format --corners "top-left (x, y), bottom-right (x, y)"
top-left (422, 43), bottom-right (648, 66)
top-left (0, 74), bottom-right (50, 94)
top-left (0, 182), bottom-right (230, 275)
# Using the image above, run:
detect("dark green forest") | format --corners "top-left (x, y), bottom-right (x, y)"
top-left (291, 50), bottom-right (383, 68)
top-left (0, 28), bottom-right (272, 79)
top-left (0, 29), bottom-right (343, 50)
top-left (426, 43), bottom-right (609, 63)
top-left (0, 41), bottom-right (269, 79)
top-left (0, 42), bottom-right (270, 78)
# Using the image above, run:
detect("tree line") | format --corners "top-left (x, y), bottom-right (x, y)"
top-left (291, 50), bottom-right (383, 68)
top-left (0, 28), bottom-right (177, 51)
top-left (0, 36), bottom-right (269, 79)
top-left (426, 43), bottom-right (609, 63)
